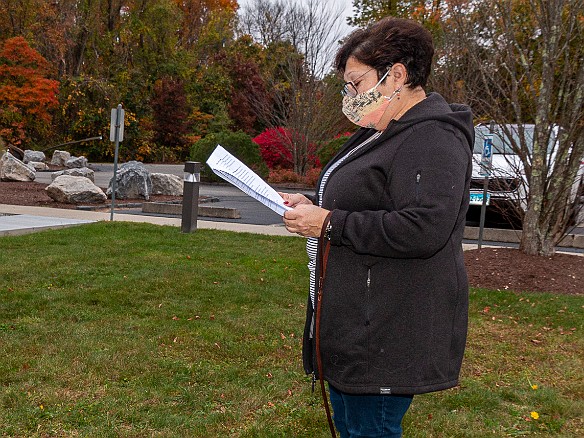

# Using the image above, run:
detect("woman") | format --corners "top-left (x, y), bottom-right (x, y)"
top-left (281, 17), bottom-right (474, 438)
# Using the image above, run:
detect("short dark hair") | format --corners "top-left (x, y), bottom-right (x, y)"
top-left (335, 17), bottom-right (434, 88)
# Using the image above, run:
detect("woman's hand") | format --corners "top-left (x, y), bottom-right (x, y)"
top-left (283, 204), bottom-right (330, 238)
top-left (278, 192), bottom-right (313, 208)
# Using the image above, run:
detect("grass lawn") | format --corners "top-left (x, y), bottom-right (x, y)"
top-left (0, 222), bottom-right (582, 437)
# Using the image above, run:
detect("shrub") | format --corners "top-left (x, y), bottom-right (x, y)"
top-left (253, 127), bottom-right (321, 173)
top-left (190, 130), bottom-right (268, 182)
top-left (318, 132), bottom-right (353, 167)
top-left (268, 169), bottom-right (301, 184)
top-left (267, 167), bottom-right (321, 188)
top-left (318, 132), bottom-right (352, 167)
top-left (253, 127), bottom-right (294, 170)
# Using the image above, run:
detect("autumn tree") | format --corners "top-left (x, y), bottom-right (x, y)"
top-left (348, 0), bottom-right (443, 28)
top-left (175, 0), bottom-right (238, 50)
top-left (445, 0), bottom-right (584, 256)
top-left (151, 77), bottom-right (192, 161)
top-left (0, 36), bottom-right (59, 147)
top-left (238, 0), bottom-right (348, 175)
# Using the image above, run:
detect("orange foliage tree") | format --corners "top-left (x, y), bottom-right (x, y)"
top-left (0, 36), bottom-right (59, 147)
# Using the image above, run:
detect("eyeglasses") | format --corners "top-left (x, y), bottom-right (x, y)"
top-left (341, 68), bottom-right (374, 97)
top-left (340, 65), bottom-right (393, 97)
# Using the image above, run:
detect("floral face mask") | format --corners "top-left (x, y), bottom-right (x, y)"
top-left (342, 68), bottom-right (402, 128)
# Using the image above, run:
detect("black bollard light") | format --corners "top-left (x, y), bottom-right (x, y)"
top-left (181, 161), bottom-right (201, 233)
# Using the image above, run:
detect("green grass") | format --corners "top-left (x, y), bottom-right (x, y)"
top-left (0, 222), bottom-right (582, 437)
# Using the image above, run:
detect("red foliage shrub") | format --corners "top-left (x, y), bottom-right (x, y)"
top-left (268, 168), bottom-right (301, 184)
top-left (253, 127), bottom-right (294, 170)
top-left (303, 167), bottom-right (321, 187)
top-left (253, 127), bottom-right (321, 171)
top-left (268, 167), bottom-right (322, 187)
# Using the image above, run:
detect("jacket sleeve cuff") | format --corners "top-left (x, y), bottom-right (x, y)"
top-left (328, 209), bottom-right (348, 246)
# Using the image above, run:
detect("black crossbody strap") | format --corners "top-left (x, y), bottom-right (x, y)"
top-left (315, 210), bottom-right (336, 438)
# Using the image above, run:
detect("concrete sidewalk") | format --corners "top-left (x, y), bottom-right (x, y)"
top-left (0, 204), bottom-right (292, 237)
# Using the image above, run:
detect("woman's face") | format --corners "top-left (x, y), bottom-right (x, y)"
top-left (343, 56), bottom-right (394, 97)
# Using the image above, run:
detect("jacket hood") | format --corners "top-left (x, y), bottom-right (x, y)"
top-left (382, 92), bottom-right (474, 151)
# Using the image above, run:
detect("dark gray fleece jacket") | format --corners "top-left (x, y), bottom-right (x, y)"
top-left (303, 92), bottom-right (474, 395)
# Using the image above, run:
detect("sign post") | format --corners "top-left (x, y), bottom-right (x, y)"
top-left (478, 121), bottom-right (494, 249)
top-left (109, 104), bottom-right (125, 221)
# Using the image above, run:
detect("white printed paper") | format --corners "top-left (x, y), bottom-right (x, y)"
top-left (206, 145), bottom-right (292, 216)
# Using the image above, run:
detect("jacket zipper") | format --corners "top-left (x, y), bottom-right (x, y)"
top-left (415, 171), bottom-right (421, 203)
top-left (366, 268), bottom-right (371, 326)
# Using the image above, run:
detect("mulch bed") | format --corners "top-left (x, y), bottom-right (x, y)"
top-left (464, 248), bottom-right (582, 295)
top-left (1, 181), bottom-right (582, 295)
top-left (0, 180), bottom-right (181, 210)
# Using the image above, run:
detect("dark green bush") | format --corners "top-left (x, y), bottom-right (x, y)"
top-left (190, 130), bottom-right (268, 182)
top-left (318, 134), bottom-right (352, 167)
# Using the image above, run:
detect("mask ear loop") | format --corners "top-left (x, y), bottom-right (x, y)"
top-left (384, 85), bottom-right (403, 101)
top-left (374, 66), bottom-right (392, 89)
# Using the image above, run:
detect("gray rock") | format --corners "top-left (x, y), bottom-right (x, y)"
top-left (65, 156), bottom-right (88, 169)
top-left (0, 152), bottom-right (36, 182)
top-left (23, 150), bottom-right (46, 163)
top-left (52, 167), bottom-right (95, 182)
top-left (106, 161), bottom-right (152, 200)
top-left (46, 175), bottom-right (106, 204)
top-left (29, 161), bottom-right (49, 171)
top-left (51, 150), bottom-right (71, 166)
top-left (151, 173), bottom-right (183, 196)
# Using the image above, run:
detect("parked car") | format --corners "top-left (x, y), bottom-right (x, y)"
top-left (469, 123), bottom-right (584, 226)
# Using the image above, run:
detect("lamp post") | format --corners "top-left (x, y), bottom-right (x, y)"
top-left (181, 161), bottom-right (201, 233)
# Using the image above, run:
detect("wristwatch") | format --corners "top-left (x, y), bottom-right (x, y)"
top-left (324, 222), bottom-right (332, 240)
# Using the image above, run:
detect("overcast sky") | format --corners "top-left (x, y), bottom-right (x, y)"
top-left (237, 0), bottom-right (357, 39)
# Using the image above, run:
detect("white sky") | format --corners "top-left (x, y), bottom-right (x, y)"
top-left (237, 0), bottom-right (357, 39)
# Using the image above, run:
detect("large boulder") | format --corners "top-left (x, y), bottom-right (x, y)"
top-left (23, 150), bottom-right (46, 164)
top-left (106, 161), bottom-right (152, 200)
top-left (51, 167), bottom-right (95, 182)
top-left (29, 161), bottom-right (49, 171)
top-left (51, 150), bottom-right (71, 166)
top-left (0, 152), bottom-right (36, 182)
top-left (66, 156), bottom-right (88, 169)
top-left (151, 173), bottom-right (183, 196)
top-left (46, 175), bottom-right (106, 204)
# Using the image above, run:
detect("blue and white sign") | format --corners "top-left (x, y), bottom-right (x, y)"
top-left (469, 192), bottom-right (491, 206)
top-left (480, 134), bottom-right (493, 176)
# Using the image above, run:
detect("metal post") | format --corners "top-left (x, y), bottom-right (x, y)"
top-left (478, 121), bottom-right (495, 249)
top-left (110, 105), bottom-right (122, 221)
top-left (477, 175), bottom-right (488, 250)
top-left (181, 161), bottom-right (201, 233)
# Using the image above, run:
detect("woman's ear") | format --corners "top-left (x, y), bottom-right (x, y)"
top-left (391, 63), bottom-right (407, 84)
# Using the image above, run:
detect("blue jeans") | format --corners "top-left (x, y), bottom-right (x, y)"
top-left (329, 384), bottom-right (413, 438)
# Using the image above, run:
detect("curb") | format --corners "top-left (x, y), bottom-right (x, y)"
top-left (463, 226), bottom-right (584, 249)
top-left (142, 202), bottom-right (241, 219)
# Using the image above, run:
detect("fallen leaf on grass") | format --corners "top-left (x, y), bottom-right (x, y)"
top-left (531, 339), bottom-right (542, 344)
